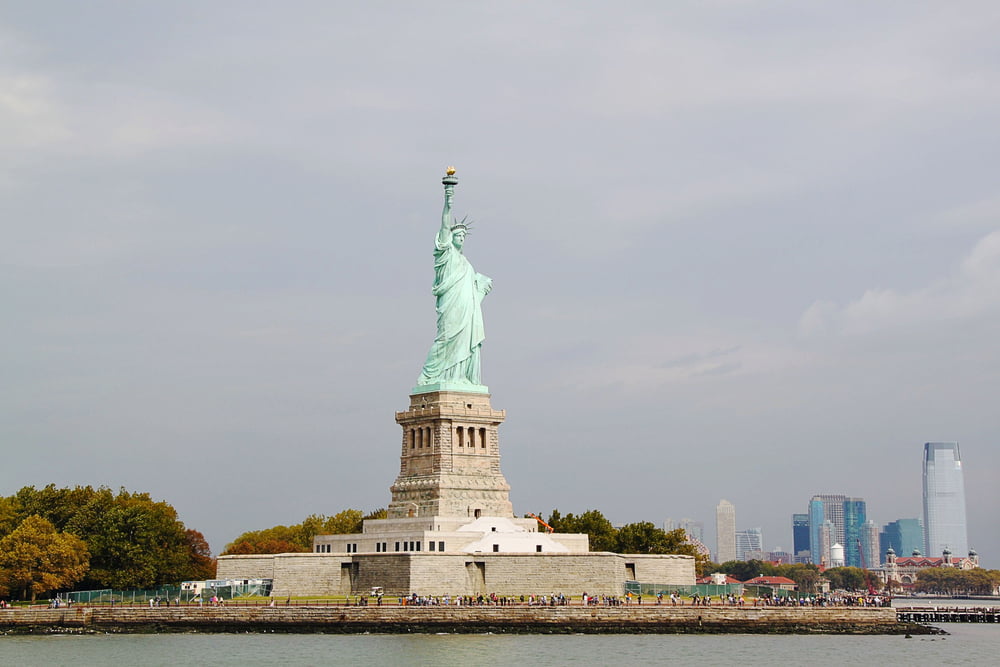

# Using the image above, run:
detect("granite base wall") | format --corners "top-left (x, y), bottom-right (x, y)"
top-left (217, 551), bottom-right (695, 597)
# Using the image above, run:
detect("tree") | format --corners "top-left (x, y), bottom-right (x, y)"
top-left (916, 568), bottom-right (1000, 595)
top-left (222, 526), bottom-right (308, 555)
top-left (320, 509), bottom-right (365, 536)
top-left (776, 563), bottom-right (820, 594)
top-left (363, 508), bottom-right (388, 522)
top-left (541, 510), bottom-right (710, 572)
top-left (5, 485), bottom-right (216, 589)
top-left (717, 559), bottom-right (775, 582)
top-left (223, 508), bottom-right (383, 555)
top-left (13, 485), bottom-right (100, 531)
top-left (0, 496), bottom-right (19, 538)
top-left (65, 488), bottom-right (197, 589)
top-left (0, 515), bottom-right (89, 600)
top-left (546, 509), bottom-right (618, 552)
top-left (224, 538), bottom-right (305, 555)
top-left (184, 529), bottom-right (217, 581)
top-left (823, 567), bottom-right (868, 592)
top-left (615, 522), bottom-right (678, 554)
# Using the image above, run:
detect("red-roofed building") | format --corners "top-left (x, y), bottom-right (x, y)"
top-left (742, 576), bottom-right (797, 592)
top-left (696, 574), bottom-right (744, 585)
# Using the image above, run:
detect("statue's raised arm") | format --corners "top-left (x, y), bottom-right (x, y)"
top-left (436, 176), bottom-right (456, 248)
top-left (415, 168), bottom-right (489, 392)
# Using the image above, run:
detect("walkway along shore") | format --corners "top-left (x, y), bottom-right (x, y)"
top-left (0, 606), bottom-right (936, 635)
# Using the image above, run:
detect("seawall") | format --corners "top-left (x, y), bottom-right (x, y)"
top-left (0, 606), bottom-right (931, 635)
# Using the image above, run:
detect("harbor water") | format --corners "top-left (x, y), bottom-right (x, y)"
top-left (2, 624), bottom-right (999, 666)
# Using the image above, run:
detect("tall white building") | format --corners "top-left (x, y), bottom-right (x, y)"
top-left (716, 500), bottom-right (737, 563)
top-left (923, 442), bottom-right (969, 556)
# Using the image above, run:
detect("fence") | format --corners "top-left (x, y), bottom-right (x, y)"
top-left (66, 588), bottom-right (183, 606)
top-left (625, 581), bottom-right (746, 598)
top-left (65, 580), bottom-right (272, 606)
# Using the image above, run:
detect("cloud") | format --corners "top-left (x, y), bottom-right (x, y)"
top-left (0, 66), bottom-right (243, 161)
top-left (0, 74), bottom-right (71, 149)
top-left (930, 194), bottom-right (1000, 232)
top-left (659, 345), bottom-right (741, 371)
top-left (799, 229), bottom-right (1000, 336)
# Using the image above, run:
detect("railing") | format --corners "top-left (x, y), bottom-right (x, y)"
top-left (897, 606), bottom-right (1000, 623)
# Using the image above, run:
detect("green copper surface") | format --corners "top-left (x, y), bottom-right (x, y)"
top-left (410, 381), bottom-right (489, 395)
top-left (415, 170), bottom-right (492, 390)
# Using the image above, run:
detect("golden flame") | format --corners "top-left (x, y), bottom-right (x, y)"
top-left (445, 166), bottom-right (456, 176)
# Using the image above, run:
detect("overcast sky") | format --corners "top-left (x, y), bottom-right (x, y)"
top-left (3, 2), bottom-right (998, 567)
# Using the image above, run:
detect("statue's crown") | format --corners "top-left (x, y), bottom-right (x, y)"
top-left (450, 215), bottom-right (473, 232)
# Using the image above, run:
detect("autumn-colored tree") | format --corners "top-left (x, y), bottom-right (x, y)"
top-left (7, 485), bottom-right (216, 588)
top-left (916, 568), bottom-right (1000, 595)
top-left (363, 508), bottom-right (388, 521)
top-left (0, 515), bottom-right (89, 600)
top-left (13, 484), bottom-right (100, 531)
top-left (222, 508), bottom-right (381, 555)
top-left (222, 526), bottom-right (309, 555)
top-left (224, 539), bottom-right (306, 555)
top-left (184, 529), bottom-right (217, 580)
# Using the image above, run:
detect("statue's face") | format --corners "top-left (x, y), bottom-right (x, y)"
top-left (452, 229), bottom-right (466, 249)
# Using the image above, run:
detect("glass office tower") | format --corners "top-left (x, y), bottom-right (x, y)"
top-left (735, 527), bottom-right (763, 561)
top-left (792, 513), bottom-right (810, 562)
top-left (922, 442), bottom-right (968, 556)
top-left (880, 518), bottom-right (924, 558)
top-left (843, 497), bottom-right (867, 568)
top-left (808, 494), bottom-right (846, 566)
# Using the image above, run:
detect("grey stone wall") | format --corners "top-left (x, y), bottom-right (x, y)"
top-left (217, 551), bottom-right (696, 597)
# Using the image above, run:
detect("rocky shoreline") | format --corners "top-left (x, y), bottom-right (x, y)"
top-left (0, 605), bottom-right (938, 635)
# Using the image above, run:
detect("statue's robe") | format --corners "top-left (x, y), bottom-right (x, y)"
top-left (417, 234), bottom-right (489, 386)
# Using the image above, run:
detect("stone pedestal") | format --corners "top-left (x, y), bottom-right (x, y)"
top-left (388, 390), bottom-right (513, 519)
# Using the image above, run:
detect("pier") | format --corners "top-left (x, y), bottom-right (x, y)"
top-left (896, 606), bottom-right (1000, 624)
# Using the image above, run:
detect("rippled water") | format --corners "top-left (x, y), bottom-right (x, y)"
top-left (3, 627), bottom-right (999, 667)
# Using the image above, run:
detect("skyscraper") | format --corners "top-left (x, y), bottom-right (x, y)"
top-left (681, 519), bottom-right (705, 543)
top-left (735, 527), bottom-right (763, 561)
top-left (808, 498), bottom-right (825, 565)
top-left (716, 499), bottom-right (736, 563)
top-left (923, 442), bottom-right (969, 556)
top-left (808, 494), bottom-right (846, 566)
top-left (880, 519), bottom-right (924, 559)
top-left (843, 497), bottom-right (867, 568)
top-left (665, 518), bottom-right (705, 543)
top-left (861, 520), bottom-right (880, 568)
top-left (792, 513), bottom-right (810, 563)
top-left (819, 520), bottom-right (834, 567)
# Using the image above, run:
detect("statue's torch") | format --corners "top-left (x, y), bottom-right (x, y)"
top-left (442, 166), bottom-right (457, 203)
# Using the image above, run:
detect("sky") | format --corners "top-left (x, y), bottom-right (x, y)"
top-left (2, 2), bottom-right (998, 567)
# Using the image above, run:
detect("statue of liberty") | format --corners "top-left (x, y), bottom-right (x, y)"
top-left (416, 168), bottom-right (492, 389)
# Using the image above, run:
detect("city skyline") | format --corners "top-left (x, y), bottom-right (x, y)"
top-left (687, 452), bottom-right (975, 567)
